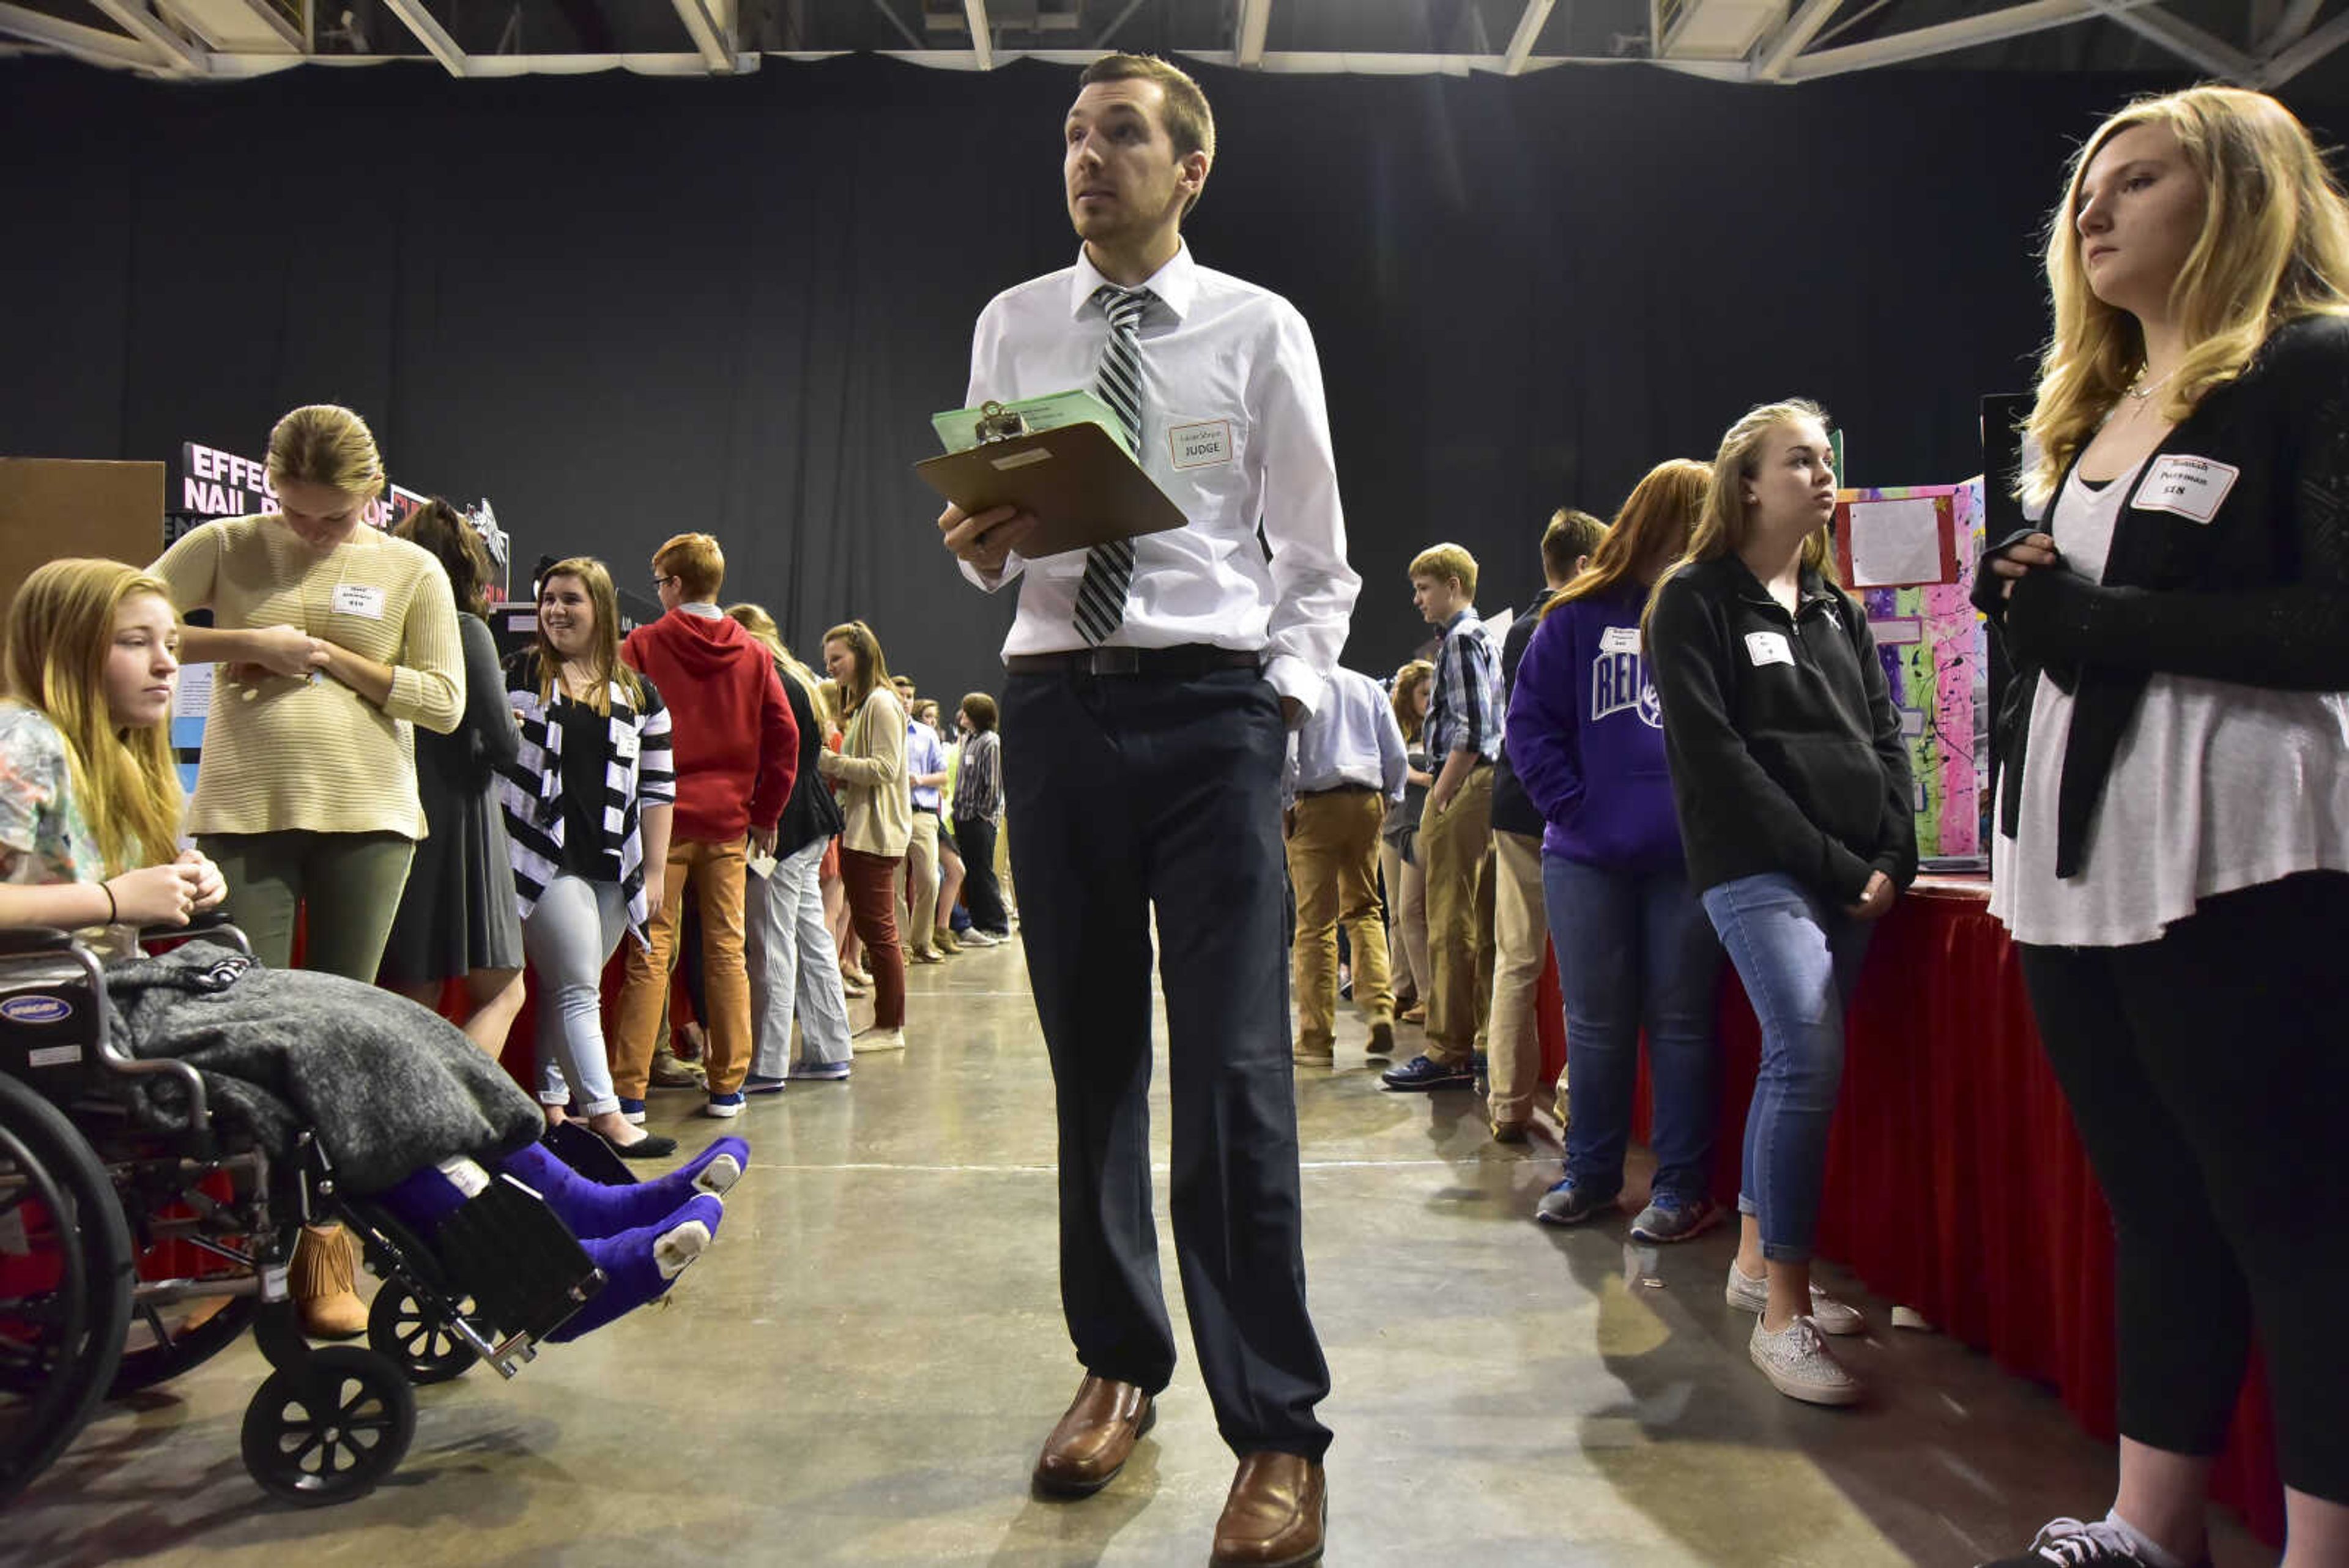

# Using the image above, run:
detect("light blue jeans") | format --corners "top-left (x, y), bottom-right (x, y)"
top-left (1699, 872), bottom-right (1874, 1263)
top-left (747, 837), bottom-right (853, 1074)
top-left (522, 874), bottom-right (628, 1117)
top-left (1543, 855), bottom-right (1723, 1206)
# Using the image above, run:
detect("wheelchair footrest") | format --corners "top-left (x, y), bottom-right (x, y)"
top-left (435, 1175), bottom-right (605, 1344)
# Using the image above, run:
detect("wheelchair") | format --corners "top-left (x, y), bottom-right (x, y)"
top-left (0, 918), bottom-right (616, 1508)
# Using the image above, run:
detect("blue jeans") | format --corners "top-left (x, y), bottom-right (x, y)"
top-left (1543, 855), bottom-right (1723, 1205)
top-left (1699, 872), bottom-right (1874, 1264)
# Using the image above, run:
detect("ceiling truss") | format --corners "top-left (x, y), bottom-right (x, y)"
top-left (3, 0), bottom-right (2345, 90)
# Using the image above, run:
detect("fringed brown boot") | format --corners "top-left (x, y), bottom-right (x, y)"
top-left (291, 1222), bottom-right (368, 1340)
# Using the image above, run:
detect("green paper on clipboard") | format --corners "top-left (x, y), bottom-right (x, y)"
top-left (930, 389), bottom-right (1129, 456)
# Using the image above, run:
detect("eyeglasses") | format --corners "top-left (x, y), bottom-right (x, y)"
top-left (653, 574), bottom-right (678, 590)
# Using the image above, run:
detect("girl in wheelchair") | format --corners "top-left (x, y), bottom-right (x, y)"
top-left (1, 557), bottom-right (744, 1342)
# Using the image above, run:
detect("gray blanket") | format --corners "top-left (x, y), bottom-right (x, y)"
top-left (103, 943), bottom-right (542, 1195)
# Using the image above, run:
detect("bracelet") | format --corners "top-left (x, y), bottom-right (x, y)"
top-left (102, 880), bottom-right (118, 924)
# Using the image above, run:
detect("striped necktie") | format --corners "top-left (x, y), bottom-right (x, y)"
top-left (1075, 283), bottom-right (1152, 646)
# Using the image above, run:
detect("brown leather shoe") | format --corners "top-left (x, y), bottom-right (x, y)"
top-left (1031, 1375), bottom-right (1155, 1496)
top-left (1210, 1452), bottom-right (1326, 1567)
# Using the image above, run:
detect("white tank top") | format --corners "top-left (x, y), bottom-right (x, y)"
top-left (1989, 461), bottom-right (2349, 947)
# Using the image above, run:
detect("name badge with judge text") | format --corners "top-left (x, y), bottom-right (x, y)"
top-left (1168, 420), bottom-right (1233, 470)
top-left (1745, 631), bottom-right (1795, 669)
top-left (2132, 455), bottom-right (2240, 524)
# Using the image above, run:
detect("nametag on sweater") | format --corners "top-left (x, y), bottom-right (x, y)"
top-left (1600, 626), bottom-right (1641, 655)
top-left (2132, 455), bottom-right (2239, 524)
top-left (1745, 631), bottom-right (1795, 668)
top-left (613, 726), bottom-right (639, 761)
top-left (332, 583), bottom-right (387, 619)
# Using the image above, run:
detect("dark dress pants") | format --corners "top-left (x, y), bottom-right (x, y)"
top-left (1003, 665), bottom-right (1332, 1461)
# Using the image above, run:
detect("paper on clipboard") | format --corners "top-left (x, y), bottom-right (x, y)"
top-left (916, 399), bottom-right (1189, 560)
top-left (932, 389), bottom-right (1127, 455)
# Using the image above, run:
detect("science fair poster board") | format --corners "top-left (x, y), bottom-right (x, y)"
top-left (1834, 480), bottom-right (1989, 862)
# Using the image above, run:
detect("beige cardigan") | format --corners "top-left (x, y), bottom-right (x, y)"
top-left (831, 686), bottom-right (911, 858)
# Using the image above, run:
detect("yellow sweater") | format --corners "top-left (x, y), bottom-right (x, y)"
top-left (151, 515), bottom-right (464, 840)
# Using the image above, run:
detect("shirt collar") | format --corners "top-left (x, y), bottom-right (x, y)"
top-left (677, 600), bottom-right (724, 619)
top-left (1068, 240), bottom-right (1197, 323)
top-left (1441, 606), bottom-right (1481, 634)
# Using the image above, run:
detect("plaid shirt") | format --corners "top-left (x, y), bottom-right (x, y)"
top-left (1426, 607), bottom-right (1501, 762)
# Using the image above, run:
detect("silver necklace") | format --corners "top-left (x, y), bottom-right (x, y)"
top-left (2126, 365), bottom-right (2178, 403)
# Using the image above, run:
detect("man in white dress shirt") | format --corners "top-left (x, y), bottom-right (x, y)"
top-left (937, 53), bottom-right (1357, 1568)
top-left (1284, 667), bottom-right (1410, 1066)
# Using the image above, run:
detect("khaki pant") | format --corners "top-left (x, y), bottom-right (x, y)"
top-left (1419, 764), bottom-right (1496, 1066)
top-left (899, 809), bottom-right (941, 952)
top-left (614, 837), bottom-right (752, 1098)
top-left (1486, 829), bottom-right (1549, 1123)
top-left (1380, 838), bottom-right (1428, 1002)
top-left (1284, 788), bottom-right (1393, 1052)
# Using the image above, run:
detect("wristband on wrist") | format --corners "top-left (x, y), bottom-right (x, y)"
top-left (102, 880), bottom-right (118, 924)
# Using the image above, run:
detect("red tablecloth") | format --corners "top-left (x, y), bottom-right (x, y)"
top-left (1584, 887), bottom-right (2283, 1544)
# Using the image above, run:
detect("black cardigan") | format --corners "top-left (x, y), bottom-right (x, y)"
top-left (770, 661), bottom-right (844, 859)
top-left (1974, 314), bottom-right (2349, 879)
top-left (1650, 555), bottom-right (1917, 902)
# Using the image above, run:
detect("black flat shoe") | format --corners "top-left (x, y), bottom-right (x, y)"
top-left (603, 1130), bottom-right (679, 1159)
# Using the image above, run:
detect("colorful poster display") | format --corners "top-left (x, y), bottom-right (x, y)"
top-left (1841, 480), bottom-right (1989, 861)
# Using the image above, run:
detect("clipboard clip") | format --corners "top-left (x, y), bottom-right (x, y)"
top-left (973, 401), bottom-right (1030, 444)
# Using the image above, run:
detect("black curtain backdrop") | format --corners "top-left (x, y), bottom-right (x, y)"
top-left (5, 54), bottom-right (2312, 694)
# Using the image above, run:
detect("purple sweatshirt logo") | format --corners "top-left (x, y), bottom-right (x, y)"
top-left (1592, 648), bottom-right (1662, 730)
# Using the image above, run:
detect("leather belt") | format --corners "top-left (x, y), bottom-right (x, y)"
top-left (1301, 782), bottom-right (1379, 797)
top-left (1006, 645), bottom-right (1263, 678)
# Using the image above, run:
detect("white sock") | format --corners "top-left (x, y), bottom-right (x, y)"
top-left (2104, 1510), bottom-right (2191, 1568)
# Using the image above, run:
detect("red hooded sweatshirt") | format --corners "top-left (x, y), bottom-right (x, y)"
top-left (622, 609), bottom-right (796, 843)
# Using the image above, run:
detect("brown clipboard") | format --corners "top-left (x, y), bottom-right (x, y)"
top-left (913, 420), bottom-right (1189, 560)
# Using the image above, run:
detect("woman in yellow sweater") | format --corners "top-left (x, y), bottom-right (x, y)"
top-left (149, 404), bottom-right (463, 1340)
top-left (150, 404), bottom-right (464, 982)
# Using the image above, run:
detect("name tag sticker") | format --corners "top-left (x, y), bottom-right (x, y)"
top-left (1168, 420), bottom-right (1234, 470)
top-left (1745, 631), bottom-right (1795, 669)
top-left (613, 726), bottom-right (639, 761)
top-left (2132, 455), bottom-right (2240, 524)
top-left (1600, 626), bottom-right (1641, 655)
top-left (332, 584), bottom-right (387, 619)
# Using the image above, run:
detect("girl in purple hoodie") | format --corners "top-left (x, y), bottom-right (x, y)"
top-left (1507, 459), bottom-right (1723, 1244)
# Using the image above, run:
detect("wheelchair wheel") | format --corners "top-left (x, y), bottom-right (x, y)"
top-left (0, 1074), bottom-right (136, 1507)
top-left (239, 1345), bottom-right (415, 1506)
top-left (353, 1203), bottom-right (481, 1384)
top-left (367, 1282), bottom-right (477, 1385)
top-left (114, 1293), bottom-right (259, 1395)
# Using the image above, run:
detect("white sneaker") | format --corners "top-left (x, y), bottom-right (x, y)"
top-left (1749, 1314), bottom-right (1864, 1406)
top-left (1724, 1261), bottom-right (1865, 1336)
top-left (959, 929), bottom-right (1001, 947)
top-left (851, 1025), bottom-right (907, 1053)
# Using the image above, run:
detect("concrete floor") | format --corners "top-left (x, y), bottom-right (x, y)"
top-left (10, 937), bottom-right (2269, 1568)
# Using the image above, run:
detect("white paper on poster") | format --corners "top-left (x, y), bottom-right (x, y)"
top-left (1847, 498), bottom-right (1945, 587)
top-left (172, 663), bottom-right (213, 718)
top-left (1872, 617), bottom-right (1925, 647)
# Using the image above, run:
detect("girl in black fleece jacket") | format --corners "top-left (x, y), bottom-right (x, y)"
top-left (1647, 398), bottom-right (1915, 1411)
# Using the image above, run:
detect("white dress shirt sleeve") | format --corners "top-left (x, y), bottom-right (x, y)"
top-left (1376, 688), bottom-right (1410, 804)
top-left (957, 297), bottom-right (1032, 596)
top-left (1248, 303), bottom-right (1359, 719)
